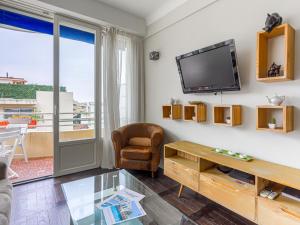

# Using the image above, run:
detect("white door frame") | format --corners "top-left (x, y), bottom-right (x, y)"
top-left (53, 14), bottom-right (102, 177)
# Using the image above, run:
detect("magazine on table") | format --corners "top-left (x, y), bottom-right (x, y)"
top-left (118, 188), bottom-right (145, 202)
top-left (98, 188), bottom-right (145, 209)
top-left (97, 208), bottom-right (143, 225)
top-left (102, 200), bottom-right (146, 225)
top-left (96, 188), bottom-right (146, 225)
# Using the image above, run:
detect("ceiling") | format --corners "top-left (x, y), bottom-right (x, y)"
top-left (95, 0), bottom-right (188, 25)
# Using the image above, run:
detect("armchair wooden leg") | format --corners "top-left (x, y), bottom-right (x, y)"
top-left (151, 171), bottom-right (157, 178)
top-left (178, 184), bottom-right (184, 198)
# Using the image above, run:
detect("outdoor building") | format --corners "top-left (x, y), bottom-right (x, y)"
top-left (36, 91), bottom-right (74, 131)
top-left (0, 73), bottom-right (27, 84)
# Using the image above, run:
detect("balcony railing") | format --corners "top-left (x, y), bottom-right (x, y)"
top-left (0, 112), bottom-right (95, 128)
top-left (0, 112), bottom-right (96, 158)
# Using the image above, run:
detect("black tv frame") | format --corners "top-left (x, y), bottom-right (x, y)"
top-left (176, 39), bottom-right (241, 94)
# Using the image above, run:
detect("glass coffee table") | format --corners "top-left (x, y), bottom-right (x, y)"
top-left (62, 170), bottom-right (196, 225)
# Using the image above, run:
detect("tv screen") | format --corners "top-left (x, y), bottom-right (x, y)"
top-left (176, 39), bottom-right (240, 94)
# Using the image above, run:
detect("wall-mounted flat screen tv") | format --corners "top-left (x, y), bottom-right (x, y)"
top-left (176, 39), bottom-right (241, 94)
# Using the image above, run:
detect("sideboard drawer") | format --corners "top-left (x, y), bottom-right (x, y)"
top-left (199, 169), bottom-right (256, 222)
top-left (258, 196), bottom-right (300, 225)
top-left (164, 158), bottom-right (199, 191)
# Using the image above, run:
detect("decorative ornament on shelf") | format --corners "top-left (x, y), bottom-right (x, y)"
top-left (174, 99), bottom-right (180, 104)
top-left (169, 98), bottom-right (175, 105)
top-left (213, 148), bottom-right (254, 162)
top-left (263, 13), bottom-right (283, 33)
top-left (268, 117), bottom-right (277, 129)
top-left (225, 116), bottom-right (231, 124)
top-left (266, 94), bottom-right (285, 106)
top-left (169, 98), bottom-right (180, 105)
top-left (267, 62), bottom-right (282, 77)
top-left (149, 51), bottom-right (160, 61)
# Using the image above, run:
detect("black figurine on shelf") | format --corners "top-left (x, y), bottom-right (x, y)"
top-left (268, 62), bottom-right (281, 77)
top-left (263, 13), bottom-right (283, 33)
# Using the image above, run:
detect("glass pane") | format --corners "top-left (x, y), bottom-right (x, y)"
top-left (59, 22), bottom-right (95, 142)
top-left (62, 170), bottom-right (195, 225)
top-left (0, 12), bottom-right (54, 182)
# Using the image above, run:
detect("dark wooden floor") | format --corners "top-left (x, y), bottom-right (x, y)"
top-left (11, 168), bottom-right (255, 225)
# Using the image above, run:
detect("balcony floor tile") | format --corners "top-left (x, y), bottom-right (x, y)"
top-left (10, 157), bottom-right (53, 183)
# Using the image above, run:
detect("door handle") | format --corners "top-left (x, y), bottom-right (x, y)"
top-left (54, 105), bottom-right (57, 116)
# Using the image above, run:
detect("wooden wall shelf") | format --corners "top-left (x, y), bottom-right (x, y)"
top-left (213, 105), bottom-right (242, 126)
top-left (256, 105), bottom-right (294, 133)
top-left (164, 141), bottom-right (300, 224)
top-left (162, 104), bottom-right (182, 120)
top-left (184, 103), bottom-right (206, 122)
top-left (256, 23), bottom-right (295, 82)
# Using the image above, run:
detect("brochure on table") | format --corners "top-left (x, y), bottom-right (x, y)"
top-left (96, 188), bottom-right (146, 225)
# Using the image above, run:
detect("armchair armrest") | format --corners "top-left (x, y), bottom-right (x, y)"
top-left (149, 127), bottom-right (164, 172)
top-left (111, 126), bottom-right (129, 169)
top-left (111, 130), bottom-right (124, 151)
top-left (150, 130), bottom-right (164, 148)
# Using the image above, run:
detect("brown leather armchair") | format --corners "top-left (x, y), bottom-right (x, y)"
top-left (111, 123), bottom-right (164, 177)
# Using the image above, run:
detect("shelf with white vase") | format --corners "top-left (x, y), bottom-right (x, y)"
top-left (256, 105), bottom-right (294, 133)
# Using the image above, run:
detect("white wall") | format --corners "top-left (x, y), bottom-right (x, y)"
top-left (144, 0), bottom-right (300, 169)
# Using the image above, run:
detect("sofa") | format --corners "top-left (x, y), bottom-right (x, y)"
top-left (111, 123), bottom-right (164, 177)
top-left (0, 162), bottom-right (12, 225)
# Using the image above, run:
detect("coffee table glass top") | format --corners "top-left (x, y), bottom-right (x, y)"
top-left (62, 170), bottom-right (195, 225)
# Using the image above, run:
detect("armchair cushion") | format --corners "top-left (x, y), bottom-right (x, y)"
top-left (0, 192), bottom-right (11, 222)
top-left (0, 179), bottom-right (12, 225)
top-left (128, 137), bottom-right (151, 147)
top-left (121, 146), bottom-right (151, 161)
top-left (120, 158), bottom-right (150, 171)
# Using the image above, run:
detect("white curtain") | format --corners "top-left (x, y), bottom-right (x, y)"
top-left (126, 35), bottom-right (145, 123)
top-left (101, 28), bottom-right (120, 169)
top-left (101, 29), bottom-right (144, 169)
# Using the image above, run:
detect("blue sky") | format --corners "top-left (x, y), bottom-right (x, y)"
top-left (0, 27), bottom-right (94, 103)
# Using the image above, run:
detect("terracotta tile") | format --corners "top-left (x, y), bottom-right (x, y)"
top-left (10, 157), bottom-right (53, 183)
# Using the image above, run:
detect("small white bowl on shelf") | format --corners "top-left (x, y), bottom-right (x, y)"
top-left (268, 123), bottom-right (276, 129)
top-left (239, 154), bottom-right (247, 159)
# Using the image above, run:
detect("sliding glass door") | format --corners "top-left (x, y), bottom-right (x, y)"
top-left (0, 7), bottom-right (56, 183)
top-left (53, 15), bottom-right (101, 176)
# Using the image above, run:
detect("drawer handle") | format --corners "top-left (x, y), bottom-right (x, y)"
top-left (281, 208), bottom-right (300, 220)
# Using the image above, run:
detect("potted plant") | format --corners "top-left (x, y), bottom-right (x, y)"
top-left (268, 117), bottom-right (276, 129)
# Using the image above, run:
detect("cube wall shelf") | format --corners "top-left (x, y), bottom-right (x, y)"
top-left (162, 104), bottom-right (182, 120)
top-left (213, 105), bottom-right (242, 126)
top-left (256, 24), bottom-right (295, 82)
top-left (256, 105), bottom-right (294, 133)
top-left (184, 103), bottom-right (206, 122)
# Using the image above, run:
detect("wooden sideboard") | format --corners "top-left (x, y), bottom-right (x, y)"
top-left (164, 141), bottom-right (300, 225)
